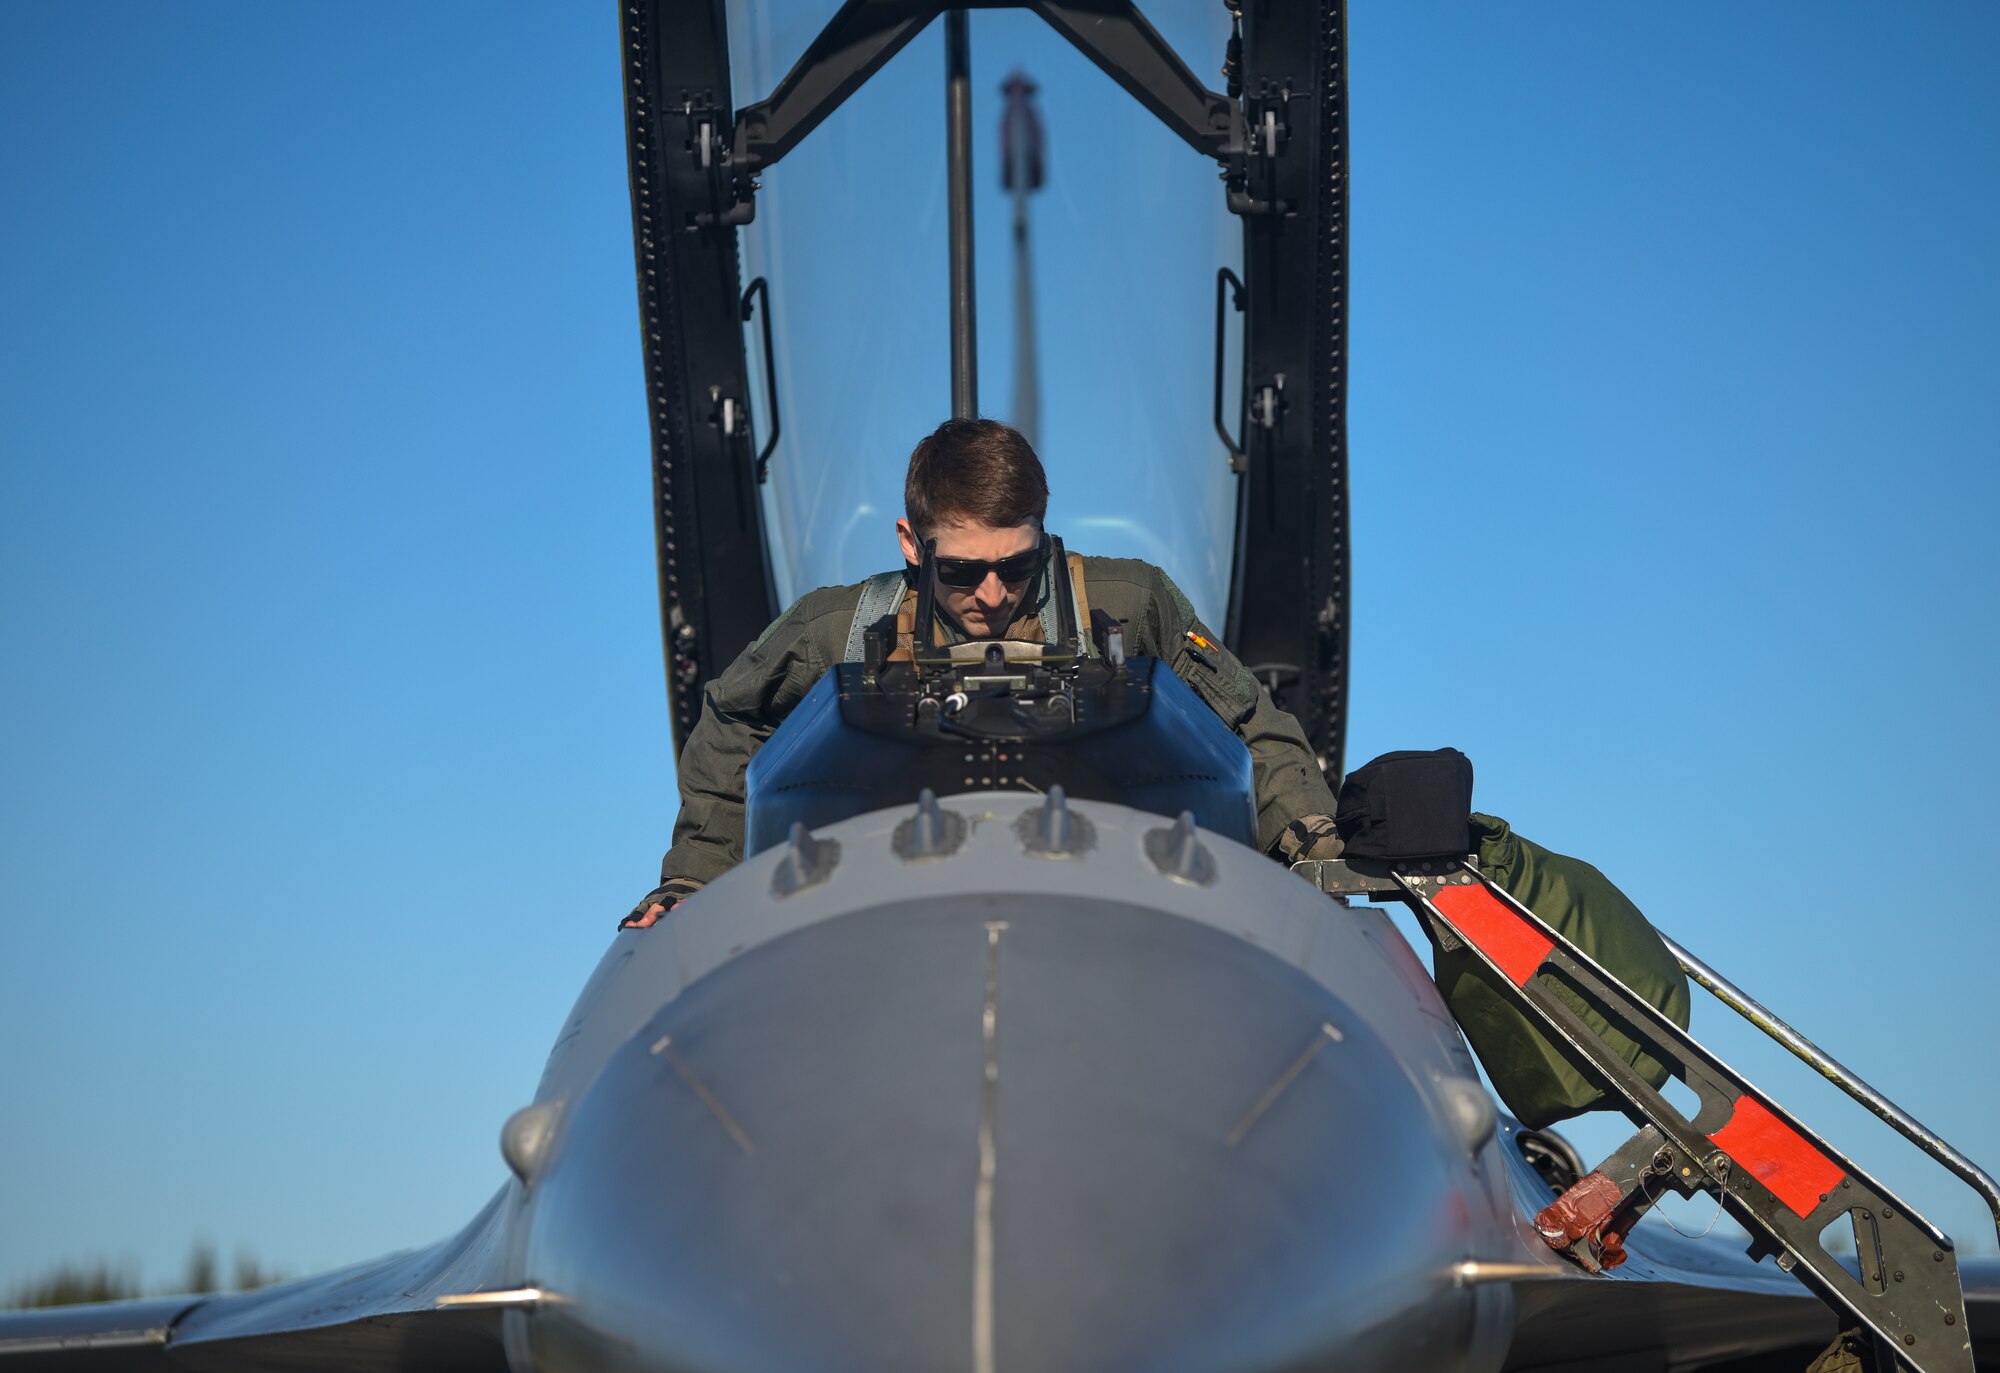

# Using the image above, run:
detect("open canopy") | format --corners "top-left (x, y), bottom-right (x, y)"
top-left (622, 0), bottom-right (1351, 777)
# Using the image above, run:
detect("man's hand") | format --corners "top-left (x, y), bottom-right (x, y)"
top-left (620, 902), bottom-right (669, 930)
top-left (618, 877), bottom-right (705, 931)
top-left (1274, 814), bottom-right (1345, 864)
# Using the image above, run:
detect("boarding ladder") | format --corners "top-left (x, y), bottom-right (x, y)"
top-left (1293, 854), bottom-right (2000, 1373)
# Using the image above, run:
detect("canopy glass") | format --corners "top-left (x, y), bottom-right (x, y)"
top-left (726, 1), bottom-right (1242, 625)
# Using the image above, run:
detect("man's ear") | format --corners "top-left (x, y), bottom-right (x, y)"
top-left (895, 518), bottom-right (921, 566)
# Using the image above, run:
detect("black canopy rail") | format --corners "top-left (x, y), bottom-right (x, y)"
top-left (1223, 0), bottom-right (1348, 782)
top-left (624, 0), bottom-right (1349, 771)
top-left (623, 0), bottom-right (780, 752)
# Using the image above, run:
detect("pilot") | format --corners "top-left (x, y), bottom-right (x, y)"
top-left (623, 418), bottom-right (1346, 928)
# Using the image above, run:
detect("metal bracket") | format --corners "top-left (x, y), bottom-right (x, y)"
top-left (1245, 370), bottom-right (1287, 472)
top-left (1020, 0), bottom-right (1236, 158)
top-left (1226, 78), bottom-right (1299, 216)
top-left (1533, 1124), bottom-right (1702, 1273)
top-left (705, 384), bottom-right (744, 447)
top-left (710, 0), bottom-right (1240, 228)
top-left (685, 97), bottom-right (756, 228)
top-left (1289, 854), bottom-right (1478, 897)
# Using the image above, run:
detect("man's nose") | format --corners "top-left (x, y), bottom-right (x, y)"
top-left (977, 572), bottom-right (1007, 605)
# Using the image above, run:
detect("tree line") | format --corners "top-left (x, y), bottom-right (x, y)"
top-left (3, 1241), bottom-right (285, 1310)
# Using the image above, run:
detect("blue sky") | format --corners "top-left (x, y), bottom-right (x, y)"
top-left (3, 3), bottom-right (1997, 1292)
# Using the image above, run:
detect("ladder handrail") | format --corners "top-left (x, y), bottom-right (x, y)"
top-left (1660, 931), bottom-right (2000, 1251)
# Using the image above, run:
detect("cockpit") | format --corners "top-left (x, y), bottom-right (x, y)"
top-left (626, 0), bottom-right (1353, 782)
top-left (743, 535), bottom-right (1257, 853)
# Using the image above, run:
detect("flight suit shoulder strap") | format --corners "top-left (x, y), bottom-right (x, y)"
top-left (1040, 552), bottom-right (1095, 656)
top-left (844, 570), bottom-right (909, 663)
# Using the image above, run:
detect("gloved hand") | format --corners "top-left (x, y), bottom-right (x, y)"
top-left (1274, 813), bottom-right (1345, 864)
top-left (618, 876), bottom-right (705, 930)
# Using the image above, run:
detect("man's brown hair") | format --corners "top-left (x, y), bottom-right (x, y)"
top-left (904, 419), bottom-right (1049, 538)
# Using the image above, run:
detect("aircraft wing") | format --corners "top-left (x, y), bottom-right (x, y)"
top-left (0, 1192), bottom-right (511, 1372)
top-left (10, 1204), bottom-right (1992, 1373)
top-left (1495, 1248), bottom-right (2000, 1370)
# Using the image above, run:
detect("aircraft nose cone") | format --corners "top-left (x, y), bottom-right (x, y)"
top-left (518, 898), bottom-right (1504, 1373)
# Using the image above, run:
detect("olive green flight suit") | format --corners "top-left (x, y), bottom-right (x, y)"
top-left (1436, 813), bottom-right (1692, 1129)
top-left (634, 559), bottom-right (1692, 1134)
top-left (645, 555), bottom-right (1336, 897)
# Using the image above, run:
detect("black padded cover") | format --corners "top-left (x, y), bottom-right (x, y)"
top-left (1333, 748), bottom-right (1474, 860)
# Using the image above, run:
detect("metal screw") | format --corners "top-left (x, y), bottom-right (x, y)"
top-left (1946, 1314), bottom-right (1957, 1326)
top-left (1883, 1207), bottom-right (1895, 1219)
top-left (1861, 1210), bottom-right (1871, 1220)
top-left (1904, 1334), bottom-right (1917, 1346)
top-left (1935, 1250), bottom-right (1946, 1262)
top-left (1894, 1270), bottom-right (1905, 1282)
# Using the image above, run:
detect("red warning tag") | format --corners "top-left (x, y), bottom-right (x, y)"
top-left (1708, 1095), bottom-right (1846, 1219)
top-left (1432, 883), bottom-right (1554, 987)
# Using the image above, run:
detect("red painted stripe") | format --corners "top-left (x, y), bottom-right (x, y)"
top-left (1708, 1095), bottom-right (1846, 1218)
top-left (1433, 883), bottom-right (1554, 988)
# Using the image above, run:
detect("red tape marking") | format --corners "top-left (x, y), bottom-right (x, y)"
top-left (1432, 884), bottom-right (1554, 987)
top-left (1708, 1095), bottom-right (1846, 1218)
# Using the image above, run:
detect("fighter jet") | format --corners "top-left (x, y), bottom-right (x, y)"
top-left (4, 3), bottom-right (1997, 1371)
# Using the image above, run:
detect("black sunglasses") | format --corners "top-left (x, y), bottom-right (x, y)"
top-left (928, 533), bottom-right (1051, 589)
